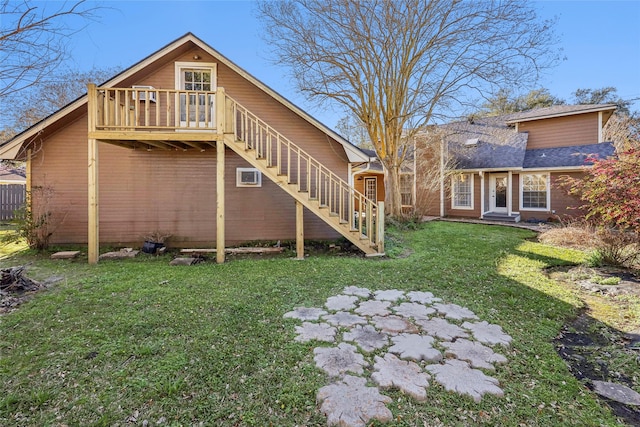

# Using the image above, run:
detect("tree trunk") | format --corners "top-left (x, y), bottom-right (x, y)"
top-left (384, 163), bottom-right (403, 218)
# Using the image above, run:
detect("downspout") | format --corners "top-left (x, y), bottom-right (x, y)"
top-left (351, 161), bottom-right (371, 185)
top-left (598, 111), bottom-right (603, 143)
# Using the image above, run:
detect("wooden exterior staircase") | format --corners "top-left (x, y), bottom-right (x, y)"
top-left (222, 94), bottom-right (384, 256)
top-left (87, 85), bottom-right (384, 262)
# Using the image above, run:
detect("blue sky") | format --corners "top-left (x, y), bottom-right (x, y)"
top-left (33, 0), bottom-right (640, 127)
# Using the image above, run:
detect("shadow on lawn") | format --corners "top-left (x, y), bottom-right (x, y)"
top-left (512, 247), bottom-right (640, 425)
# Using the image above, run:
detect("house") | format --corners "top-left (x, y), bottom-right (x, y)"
top-left (0, 163), bottom-right (26, 220)
top-left (0, 33), bottom-right (385, 263)
top-left (352, 148), bottom-right (414, 210)
top-left (413, 104), bottom-right (617, 222)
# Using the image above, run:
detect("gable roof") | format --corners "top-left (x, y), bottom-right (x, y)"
top-left (505, 104), bottom-right (616, 124)
top-left (0, 33), bottom-right (369, 162)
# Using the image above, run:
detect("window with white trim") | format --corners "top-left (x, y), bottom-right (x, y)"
top-left (451, 173), bottom-right (474, 209)
top-left (520, 173), bottom-right (549, 210)
top-left (175, 62), bottom-right (216, 128)
top-left (364, 177), bottom-right (377, 202)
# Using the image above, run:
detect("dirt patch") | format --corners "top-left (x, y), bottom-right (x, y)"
top-left (555, 313), bottom-right (640, 425)
top-left (550, 265), bottom-right (640, 425)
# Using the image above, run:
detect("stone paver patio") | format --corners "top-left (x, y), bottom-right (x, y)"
top-left (284, 287), bottom-right (513, 427)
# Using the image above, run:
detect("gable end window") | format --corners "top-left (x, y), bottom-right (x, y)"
top-left (520, 173), bottom-right (549, 210)
top-left (451, 173), bottom-right (474, 210)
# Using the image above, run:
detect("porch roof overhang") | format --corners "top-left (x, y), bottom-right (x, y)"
top-left (0, 33), bottom-right (369, 163)
top-left (450, 165), bottom-right (593, 174)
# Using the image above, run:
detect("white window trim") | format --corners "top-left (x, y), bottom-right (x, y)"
top-left (174, 62), bottom-right (217, 90)
top-left (519, 173), bottom-right (550, 211)
top-left (236, 168), bottom-right (262, 187)
top-left (364, 177), bottom-right (377, 202)
top-left (451, 173), bottom-right (474, 210)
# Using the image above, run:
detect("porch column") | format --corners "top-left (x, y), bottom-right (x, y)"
top-left (376, 201), bottom-right (385, 253)
top-left (215, 87), bottom-right (227, 264)
top-left (479, 171), bottom-right (485, 219)
top-left (507, 171), bottom-right (513, 216)
top-left (87, 83), bottom-right (99, 264)
top-left (216, 140), bottom-right (225, 264)
top-left (295, 200), bottom-right (304, 259)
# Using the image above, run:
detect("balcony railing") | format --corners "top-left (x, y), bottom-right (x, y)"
top-left (95, 87), bottom-right (217, 131)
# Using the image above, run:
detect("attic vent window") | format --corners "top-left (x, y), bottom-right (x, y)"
top-left (132, 85), bottom-right (157, 102)
top-left (465, 138), bottom-right (479, 146)
top-left (236, 168), bottom-right (262, 187)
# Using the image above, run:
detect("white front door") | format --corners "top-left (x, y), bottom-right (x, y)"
top-left (490, 174), bottom-right (508, 212)
top-left (175, 62), bottom-right (216, 128)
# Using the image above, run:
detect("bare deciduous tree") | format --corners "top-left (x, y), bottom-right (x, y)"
top-left (0, 0), bottom-right (99, 98)
top-left (335, 113), bottom-right (372, 149)
top-left (257, 0), bottom-right (559, 217)
top-left (2, 67), bottom-right (119, 136)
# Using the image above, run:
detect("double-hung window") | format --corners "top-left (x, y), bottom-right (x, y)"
top-left (451, 173), bottom-right (473, 209)
top-left (520, 174), bottom-right (549, 210)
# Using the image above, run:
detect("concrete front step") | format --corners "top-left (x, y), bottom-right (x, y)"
top-left (482, 212), bottom-right (521, 223)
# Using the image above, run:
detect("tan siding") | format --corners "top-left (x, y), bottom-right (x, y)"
top-left (520, 113), bottom-right (600, 150)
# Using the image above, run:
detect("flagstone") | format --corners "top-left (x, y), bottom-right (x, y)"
top-left (317, 375), bottom-right (393, 427)
top-left (342, 286), bottom-right (371, 298)
top-left (462, 321), bottom-right (513, 347)
top-left (426, 359), bottom-right (504, 402)
top-left (388, 333), bottom-right (442, 362)
top-left (314, 343), bottom-right (369, 377)
top-left (441, 339), bottom-right (507, 370)
top-left (325, 295), bottom-right (359, 311)
top-left (415, 317), bottom-right (470, 341)
top-left (283, 307), bottom-right (327, 321)
top-left (372, 353), bottom-right (430, 401)
top-left (343, 325), bottom-right (389, 353)
top-left (323, 311), bottom-right (368, 327)
top-left (433, 303), bottom-right (479, 321)
top-left (374, 289), bottom-right (405, 301)
top-left (371, 315), bottom-right (419, 335)
top-left (392, 302), bottom-right (435, 319)
top-left (407, 291), bottom-right (442, 304)
top-left (295, 322), bottom-right (337, 343)
top-left (354, 300), bottom-right (391, 317)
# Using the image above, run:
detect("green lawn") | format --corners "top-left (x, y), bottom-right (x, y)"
top-left (0, 221), bottom-right (628, 426)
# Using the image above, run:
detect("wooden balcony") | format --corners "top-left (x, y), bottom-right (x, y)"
top-left (88, 85), bottom-right (233, 150)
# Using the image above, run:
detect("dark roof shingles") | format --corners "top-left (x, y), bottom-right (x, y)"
top-left (523, 142), bottom-right (615, 169)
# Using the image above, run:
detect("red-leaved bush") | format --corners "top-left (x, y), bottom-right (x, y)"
top-left (563, 148), bottom-right (640, 235)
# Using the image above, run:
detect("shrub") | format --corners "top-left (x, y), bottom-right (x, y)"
top-left (0, 186), bottom-right (65, 250)
top-left (593, 228), bottom-right (639, 268)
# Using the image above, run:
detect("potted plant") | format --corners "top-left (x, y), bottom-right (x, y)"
top-left (142, 231), bottom-right (171, 254)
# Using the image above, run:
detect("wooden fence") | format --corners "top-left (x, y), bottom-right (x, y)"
top-left (0, 184), bottom-right (26, 220)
